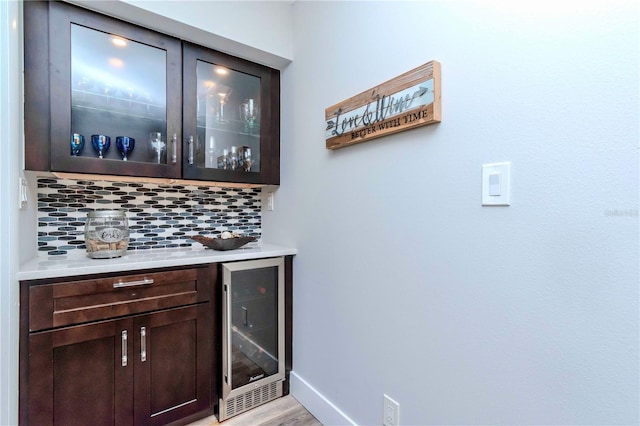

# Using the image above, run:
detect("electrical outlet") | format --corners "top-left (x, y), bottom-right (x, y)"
top-left (383, 394), bottom-right (399, 426)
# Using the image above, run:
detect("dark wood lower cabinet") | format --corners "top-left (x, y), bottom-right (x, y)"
top-left (20, 257), bottom-right (293, 425)
top-left (20, 265), bottom-right (215, 426)
top-left (134, 305), bottom-right (212, 426)
top-left (28, 318), bottom-right (133, 426)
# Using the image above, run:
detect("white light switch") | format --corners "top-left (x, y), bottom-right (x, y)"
top-left (482, 162), bottom-right (510, 206)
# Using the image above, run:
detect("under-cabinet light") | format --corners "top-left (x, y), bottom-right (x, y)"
top-left (111, 37), bottom-right (127, 47)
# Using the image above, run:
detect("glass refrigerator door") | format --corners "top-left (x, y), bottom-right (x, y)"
top-left (222, 258), bottom-right (284, 398)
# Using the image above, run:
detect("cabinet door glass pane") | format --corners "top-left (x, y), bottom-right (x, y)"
top-left (71, 24), bottom-right (168, 164)
top-left (230, 266), bottom-right (278, 390)
top-left (196, 60), bottom-right (261, 173)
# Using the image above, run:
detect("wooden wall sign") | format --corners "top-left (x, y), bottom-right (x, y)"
top-left (325, 61), bottom-right (441, 150)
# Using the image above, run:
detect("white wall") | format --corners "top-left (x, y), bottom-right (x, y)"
top-left (264, 0), bottom-right (639, 424)
top-left (67, 0), bottom-right (293, 69)
top-left (0, 0), bottom-right (23, 424)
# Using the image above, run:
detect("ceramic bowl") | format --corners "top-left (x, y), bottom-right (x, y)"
top-left (190, 235), bottom-right (256, 251)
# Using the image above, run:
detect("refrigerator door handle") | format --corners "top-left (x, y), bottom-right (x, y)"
top-left (225, 284), bottom-right (232, 388)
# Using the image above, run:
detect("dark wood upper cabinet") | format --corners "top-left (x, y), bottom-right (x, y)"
top-left (24, 1), bottom-right (280, 185)
top-left (25, 1), bottom-right (183, 179)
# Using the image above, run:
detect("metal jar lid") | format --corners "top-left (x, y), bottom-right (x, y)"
top-left (87, 209), bottom-right (127, 218)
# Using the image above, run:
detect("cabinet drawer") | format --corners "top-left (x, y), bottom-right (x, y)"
top-left (29, 268), bottom-right (209, 331)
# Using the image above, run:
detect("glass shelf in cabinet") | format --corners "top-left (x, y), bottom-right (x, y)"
top-left (71, 89), bottom-right (166, 121)
top-left (196, 121), bottom-right (261, 137)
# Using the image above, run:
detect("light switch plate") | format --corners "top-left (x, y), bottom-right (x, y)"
top-left (482, 162), bottom-right (510, 206)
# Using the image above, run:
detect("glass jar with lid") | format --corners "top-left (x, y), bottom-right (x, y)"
top-left (84, 210), bottom-right (129, 258)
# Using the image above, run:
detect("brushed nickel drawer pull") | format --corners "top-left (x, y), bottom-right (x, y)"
top-left (140, 327), bottom-right (147, 362)
top-left (113, 278), bottom-right (154, 288)
top-left (122, 330), bottom-right (128, 367)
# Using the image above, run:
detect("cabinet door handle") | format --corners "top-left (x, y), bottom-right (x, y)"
top-left (242, 306), bottom-right (248, 326)
top-left (113, 278), bottom-right (154, 288)
top-left (122, 330), bottom-right (128, 367)
top-left (188, 136), bottom-right (194, 165)
top-left (140, 326), bottom-right (147, 362)
top-left (171, 133), bottom-right (177, 164)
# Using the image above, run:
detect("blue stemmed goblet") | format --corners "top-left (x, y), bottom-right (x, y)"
top-left (70, 133), bottom-right (85, 156)
top-left (115, 136), bottom-right (135, 161)
top-left (91, 134), bottom-right (111, 159)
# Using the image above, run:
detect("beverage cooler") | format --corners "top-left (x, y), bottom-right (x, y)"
top-left (218, 257), bottom-right (285, 421)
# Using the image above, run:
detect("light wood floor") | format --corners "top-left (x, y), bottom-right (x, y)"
top-left (187, 395), bottom-right (323, 426)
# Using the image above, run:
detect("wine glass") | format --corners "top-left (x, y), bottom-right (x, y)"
top-left (240, 99), bottom-right (259, 133)
top-left (116, 136), bottom-right (135, 161)
top-left (123, 86), bottom-right (137, 108)
top-left (91, 134), bottom-right (110, 159)
top-left (215, 85), bottom-right (232, 124)
top-left (102, 81), bottom-right (114, 104)
top-left (70, 133), bottom-right (85, 156)
top-left (76, 76), bottom-right (92, 92)
top-left (149, 132), bottom-right (165, 164)
top-left (76, 76), bottom-right (92, 101)
top-left (143, 91), bottom-right (152, 112)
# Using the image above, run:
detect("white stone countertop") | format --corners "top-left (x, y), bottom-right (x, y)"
top-left (18, 242), bottom-right (297, 281)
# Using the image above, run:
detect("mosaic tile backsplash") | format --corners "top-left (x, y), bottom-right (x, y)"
top-left (37, 177), bottom-right (261, 256)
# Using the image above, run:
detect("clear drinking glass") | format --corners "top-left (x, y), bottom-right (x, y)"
top-left (218, 149), bottom-right (228, 170)
top-left (243, 147), bottom-right (253, 172)
top-left (229, 145), bottom-right (238, 170)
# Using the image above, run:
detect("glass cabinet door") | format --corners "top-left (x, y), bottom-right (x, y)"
top-left (48, 2), bottom-right (182, 178)
top-left (195, 60), bottom-right (261, 174)
top-left (183, 43), bottom-right (280, 184)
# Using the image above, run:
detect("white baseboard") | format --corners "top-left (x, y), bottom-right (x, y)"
top-left (290, 371), bottom-right (357, 426)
